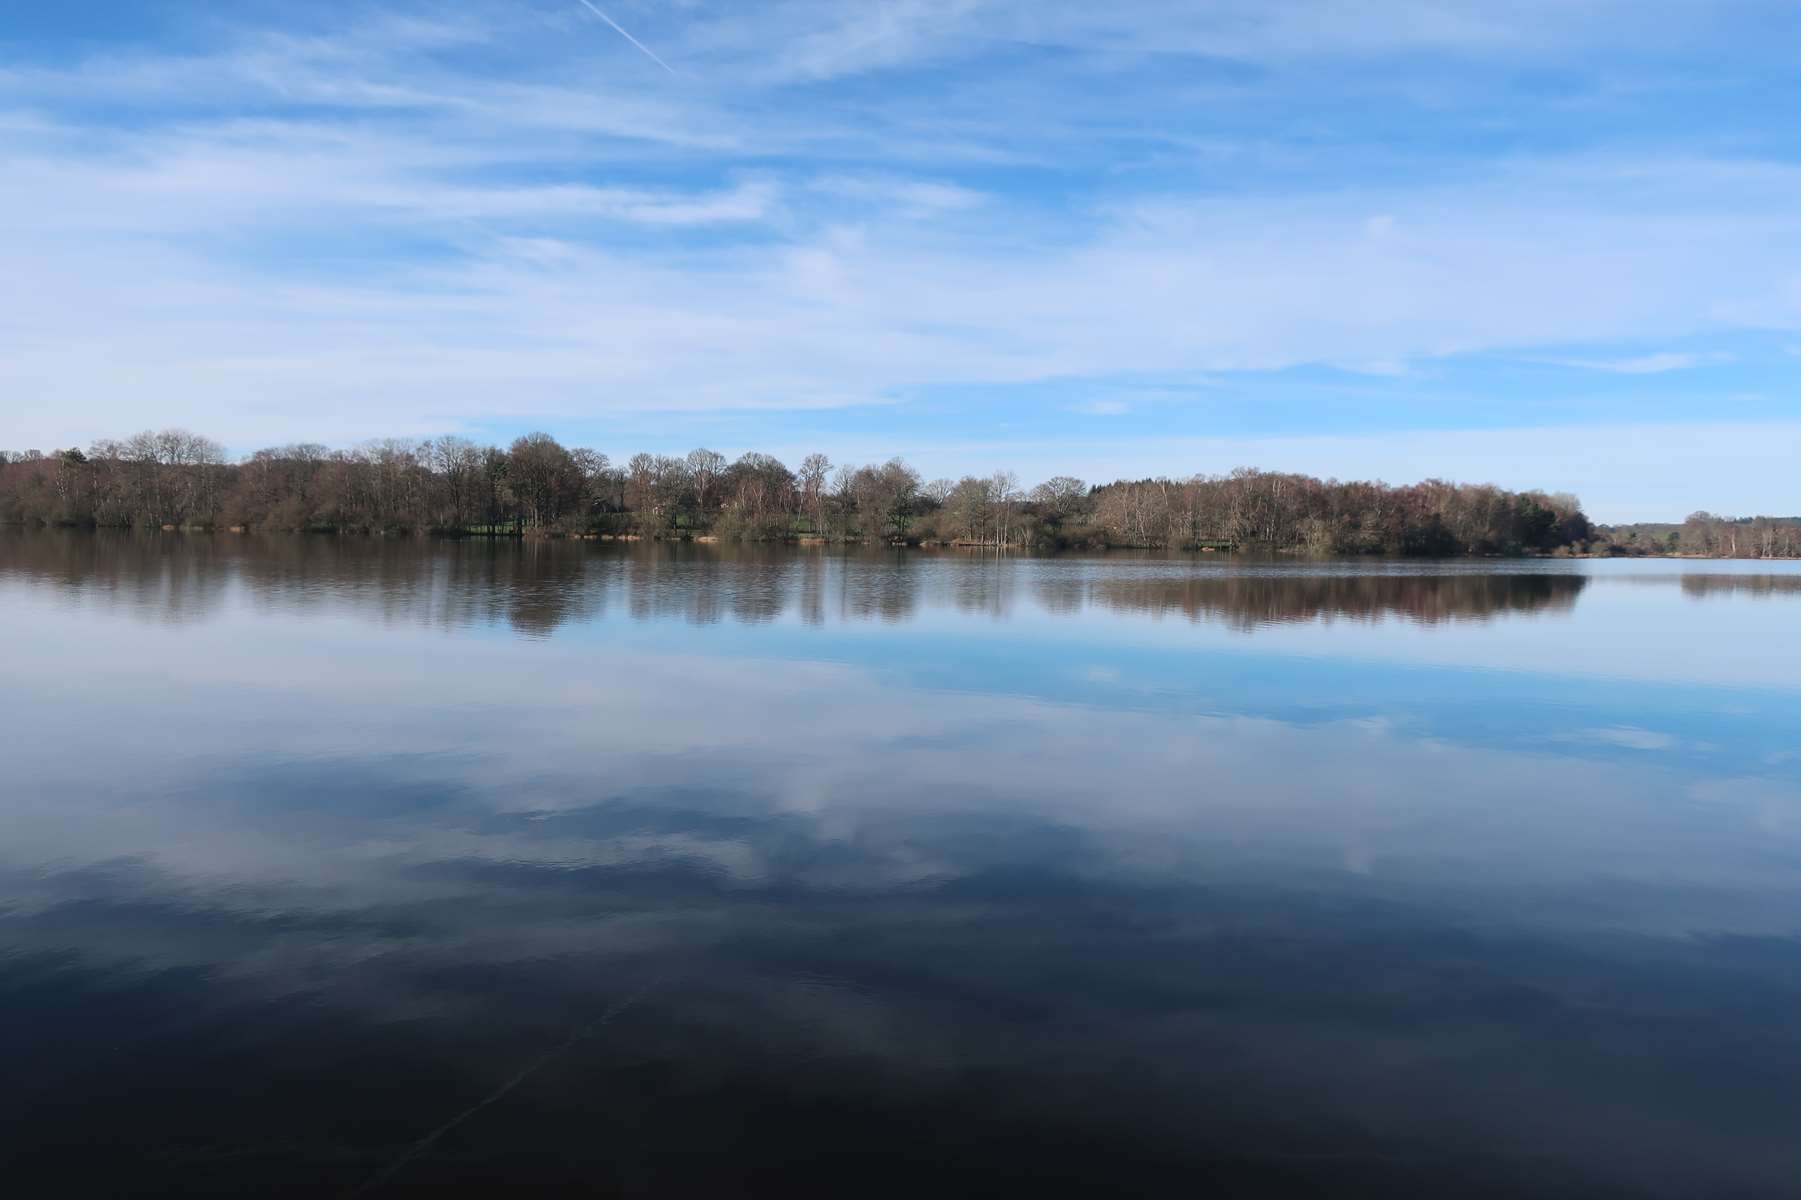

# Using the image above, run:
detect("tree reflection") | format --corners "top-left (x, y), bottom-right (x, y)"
top-left (0, 532), bottom-right (1601, 635)
top-left (1084, 571), bottom-right (1588, 630)
top-left (1679, 574), bottom-right (1801, 599)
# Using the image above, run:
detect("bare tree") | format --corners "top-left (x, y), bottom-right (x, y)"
top-left (686, 448), bottom-right (726, 524)
top-left (990, 470), bottom-right (1019, 548)
top-left (799, 453), bottom-right (832, 535)
top-left (1030, 476), bottom-right (1088, 522)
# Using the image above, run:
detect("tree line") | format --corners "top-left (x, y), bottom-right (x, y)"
top-left (0, 427), bottom-right (1612, 555)
top-left (1601, 514), bottom-right (1801, 560)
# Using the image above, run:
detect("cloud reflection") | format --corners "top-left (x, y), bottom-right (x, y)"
top-left (4, 533), bottom-right (1801, 1195)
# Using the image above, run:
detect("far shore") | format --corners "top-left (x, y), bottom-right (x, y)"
top-left (5, 521), bottom-right (1798, 563)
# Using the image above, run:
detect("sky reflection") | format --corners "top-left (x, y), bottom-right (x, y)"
top-left (3, 533), bottom-right (1801, 1196)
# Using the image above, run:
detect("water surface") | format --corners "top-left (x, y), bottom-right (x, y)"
top-left (5, 532), bottom-right (1801, 1197)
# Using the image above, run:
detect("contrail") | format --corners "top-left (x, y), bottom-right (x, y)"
top-left (576, 0), bottom-right (678, 75)
top-left (346, 977), bottom-right (663, 1196)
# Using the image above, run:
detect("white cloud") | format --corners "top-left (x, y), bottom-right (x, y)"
top-left (1544, 352), bottom-right (1714, 374)
top-left (1556, 727), bottom-right (1681, 751)
top-left (1600, 353), bottom-right (1707, 374)
top-left (748, 0), bottom-right (991, 83)
top-left (680, 0), bottom-right (1789, 80)
top-left (7, 147), bottom-right (1801, 456)
top-left (811, 175), bottom-right (989, 216)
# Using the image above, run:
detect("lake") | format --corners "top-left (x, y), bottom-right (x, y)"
top-left (4, 531), bottom-right (1801, 1197)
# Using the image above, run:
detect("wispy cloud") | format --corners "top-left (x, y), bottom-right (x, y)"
top-left (1544, 352), bottom-right (1718, 374)
top-left (811, 175), bottom-right (989, 217)
top-left (7, 137), bottom-right (1801, 444)
top-left (676, 0), bottom-right (1798, 80)
top-left (1556, 726), bottom-right (1681, 751)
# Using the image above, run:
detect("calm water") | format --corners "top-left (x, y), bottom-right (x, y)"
top-left (5, 532), bottom-right (1801, 1197)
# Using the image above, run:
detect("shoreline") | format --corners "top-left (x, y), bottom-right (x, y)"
top-left (5, 523), bottom-right (1799, 562)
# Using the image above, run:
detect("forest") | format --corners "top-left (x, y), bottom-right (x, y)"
top-left (1599, 515), bottom-right (1801, 560)
top-left (0, 426), bottom-right (1766, 557)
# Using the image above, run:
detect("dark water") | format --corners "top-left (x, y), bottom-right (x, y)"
top-left (5, 531), bottom-right (1801, 1197)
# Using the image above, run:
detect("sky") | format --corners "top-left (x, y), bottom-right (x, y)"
top-left (2, 0), bottom-right (1799, 521)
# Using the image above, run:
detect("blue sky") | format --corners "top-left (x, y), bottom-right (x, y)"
top-left (2, 0), bottom-right (1799, 520)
